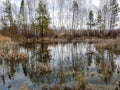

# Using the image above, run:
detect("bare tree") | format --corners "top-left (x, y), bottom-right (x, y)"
top-left (57, 0), bottom-right (65, 30)
top-left (72, 1), bottom-right (79, 30)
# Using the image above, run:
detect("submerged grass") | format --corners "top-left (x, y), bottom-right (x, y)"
top-left (40, 63), bottom-right (52, 73)
top-left (96, 37), bottom-right (120, 55)
top-left (0, 41), bottom-right (28, 61)
top-left (4, 52), bottom-right (28, 61)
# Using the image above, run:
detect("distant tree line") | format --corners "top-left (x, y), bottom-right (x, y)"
top-left (0, 0), bottom-right (120, 38)
top-left (0, 0), bottom-right (50, 38)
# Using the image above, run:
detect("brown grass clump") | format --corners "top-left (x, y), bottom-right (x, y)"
top-left (95, 37), bottom-right (120, 55)
top-left (0, 51), bottom-right (4, 60)
top-left (18, 84), bottom-right (29, 90)
top-left (75, 74), bottom-right (87, 90)
top-left (40, 63), bottom-right (52, 73)
top-left (0, 40), bottom-right (28, 62)
top-left (96, 37), bottom-right (120, 50)
top-left (0, 35), bottom-right (11, 42)
top-left (2, 52), bottom-right (28, 62)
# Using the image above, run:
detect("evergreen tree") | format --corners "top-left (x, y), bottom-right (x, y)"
top-left (20, 0), bottom-right (24, 15)
top-left (18, 0), bottom-right (25, 28)
top-left (3, 0), bottom-right (14, 26)
top-left (102, 4), bottom-right (108, 30)
top-left (36, 0), bottom-right (50, 37)
top-left (97, 9), bottom-right (104, 30)
top-left (87, 10), bottom-right (95, 30)
top-left (110, 0), bottom-right (119, 30)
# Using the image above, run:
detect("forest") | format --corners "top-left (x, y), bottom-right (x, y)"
top-left (0, 0), bottom-right (120, 41)
top-left (0, 0), bottom-right (120, 90)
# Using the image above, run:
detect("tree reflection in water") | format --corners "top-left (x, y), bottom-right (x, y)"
top-left (0, 43), bottom-right (119, 89)
top-left (95, 49), bottom-right (117, 84)
top-left (20, 43), bottom-right (52, 85)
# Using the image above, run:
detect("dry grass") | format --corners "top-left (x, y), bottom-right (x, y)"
top-left (0, 41), bottom-right (28, 61)
top-left (0, 42), bottom-right (16, 50)
top-left (18, 84), bottom-right (29, 90)
top-left (95, 37), bottom-right (120, 55)
top-left (0, 35), bottom-right (11, 42)
top-left (75, 73), bottom-right (87, 90)
top-left (96, 38), bottom-right (120, 49)
top-left (40, 63), bottom-right (52, 73)
top-left (4, 53), bottom-right (28, 61)
top-left (0, 50), bottom-right (28, 61)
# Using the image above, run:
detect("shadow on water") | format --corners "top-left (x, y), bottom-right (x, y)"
top-left (0, 42), bottom-right (120, 89)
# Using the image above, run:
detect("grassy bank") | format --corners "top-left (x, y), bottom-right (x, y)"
top-left (0, 27), bottom-right (120, 45)
top-left (0, 35), bottom-right (11, 42)
top-left (96, 37), bottom-right (120, 55)
top-left (1, 27), bottom-right (120, 42)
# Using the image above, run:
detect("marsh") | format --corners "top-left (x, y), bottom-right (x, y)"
top-left (0, 42), bottom-right (119, 90)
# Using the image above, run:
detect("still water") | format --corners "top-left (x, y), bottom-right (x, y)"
top-left (0, 43), bottom-right (120, 90)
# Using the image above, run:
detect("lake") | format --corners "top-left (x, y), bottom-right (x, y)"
top-left (0, 42), bottom-right (119, 90)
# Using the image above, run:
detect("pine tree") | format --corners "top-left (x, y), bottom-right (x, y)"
top-left (87, 10), bottom-right (95, 30)
top-left (110, 0), bottom-right (119, 30)
top-left (20, 0), bottom-right (24, 15)
top-left (18, 0), bottom-right (24, 26)
top-left (36, 0), bottom-right (50, 37)
top-left (97, 9), bottom-right (103, 30)
top-left (3, 0), bottom-right (14, 26)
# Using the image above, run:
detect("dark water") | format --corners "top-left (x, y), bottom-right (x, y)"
top-left (0, 43), bottom-right (120, 90)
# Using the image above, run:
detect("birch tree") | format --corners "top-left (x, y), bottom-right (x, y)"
top-left (57, 0), bottom-right (65, 30)
top-left (72, 1), bottom-right (79, 30)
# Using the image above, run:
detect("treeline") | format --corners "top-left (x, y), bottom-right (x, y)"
top-left (0, 0), bottom-right (51, 39)
top-left (0, 0), bottom-right (120, 39)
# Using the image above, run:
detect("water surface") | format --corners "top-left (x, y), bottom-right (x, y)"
top-left (0, 43), bottom-right (119, 90)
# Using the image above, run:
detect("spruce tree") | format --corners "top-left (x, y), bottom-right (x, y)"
top-left (87, 10), bottom-right (95, 30)
top-left (36, 0), bottom-right (50, 37)
top-left (110, 0), bottom-right (119, 30)
top-left (97, 9), bottom-right (103, 30)
top-left (4, 0), bottom-right (14, 26)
